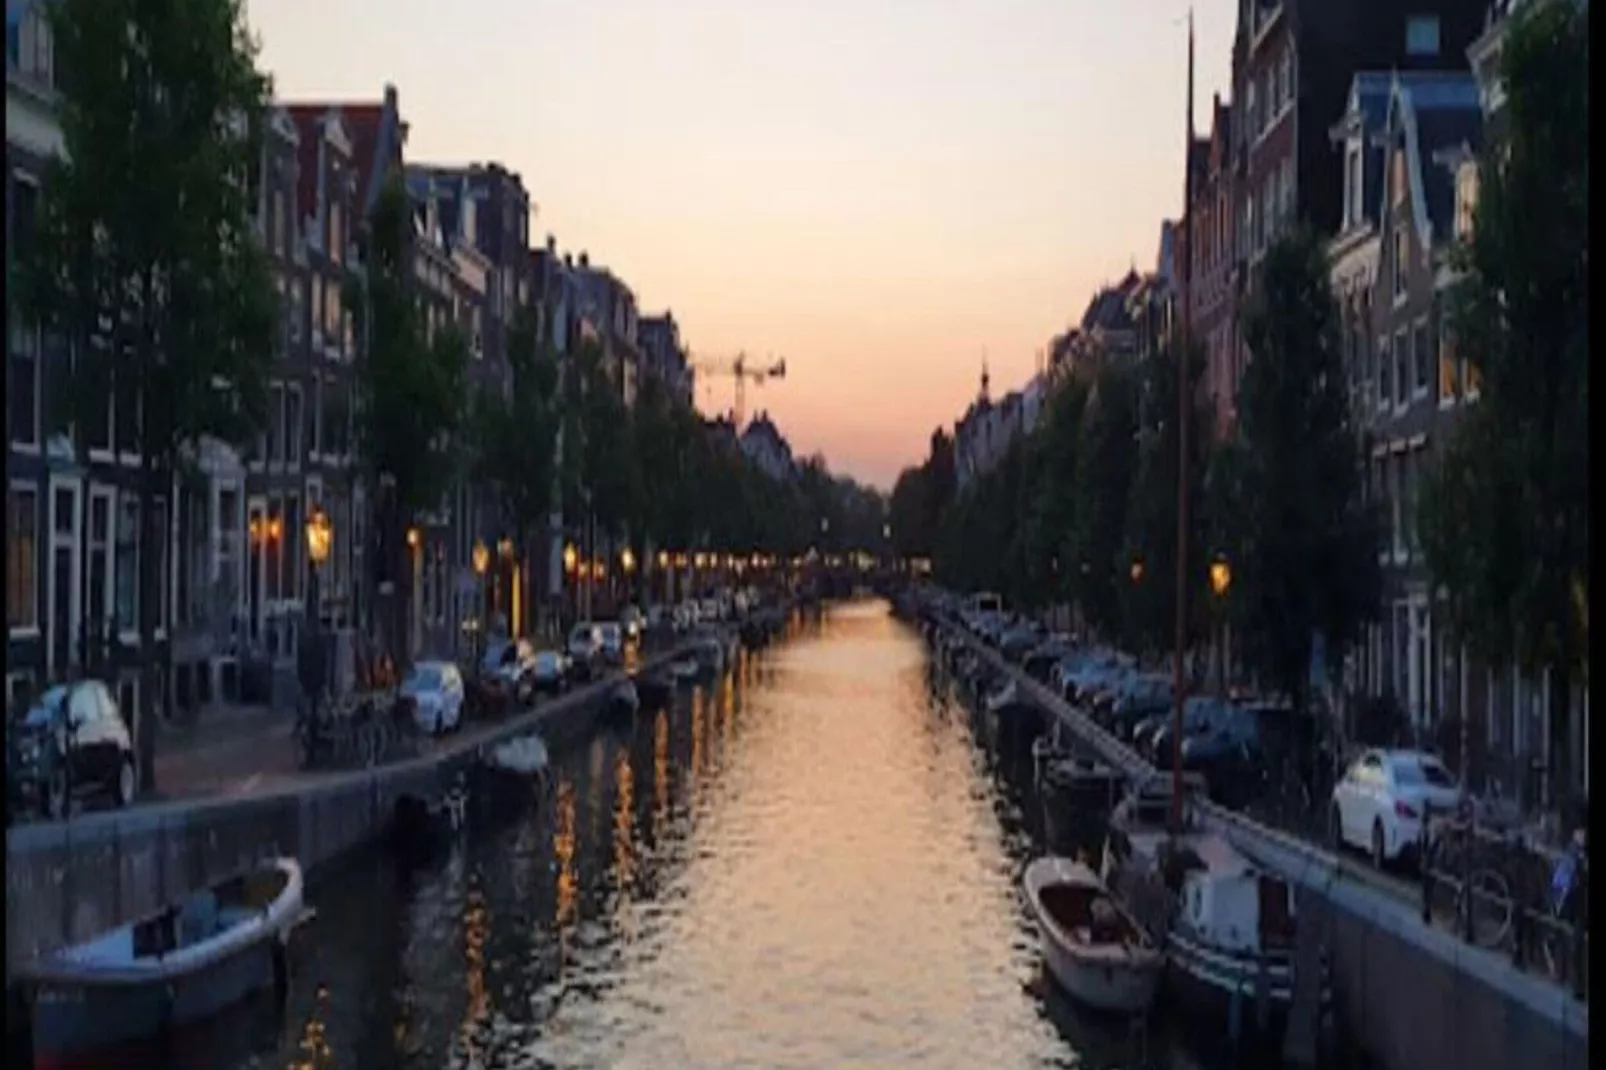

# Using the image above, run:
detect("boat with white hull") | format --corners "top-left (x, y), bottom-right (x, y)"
top-left (1101, 775), bottom-right (1305, 1059)
top-left (23, 858), bottom-right (306, 1067)
top-left (1024, 857), bottom-right (1163, 1016)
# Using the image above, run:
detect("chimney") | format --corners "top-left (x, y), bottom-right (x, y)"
top-left (563, 253), bottom-right (573, 268)
top-left (546, 233), bottom-right (556, 252)
top-left (578, 251), bottom-right (589, 270)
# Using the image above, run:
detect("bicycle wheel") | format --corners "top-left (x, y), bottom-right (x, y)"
top-left (1461, 868), bottom-right (1514, 949)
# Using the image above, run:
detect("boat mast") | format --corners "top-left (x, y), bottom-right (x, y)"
top-left (1170, 7), bottom-right (1196, 836)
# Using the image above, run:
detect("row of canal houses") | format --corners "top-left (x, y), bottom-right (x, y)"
top-left (4, 1), bottom-right (695, 720)
top-left (952, 0), bottom-right (1585, 810)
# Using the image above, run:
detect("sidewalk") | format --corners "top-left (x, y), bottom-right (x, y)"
top-left (151, 702), bottom-right (300, 801)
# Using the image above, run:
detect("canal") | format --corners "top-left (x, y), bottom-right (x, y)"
top-left (194, 600), bottom-right (1221, 1070)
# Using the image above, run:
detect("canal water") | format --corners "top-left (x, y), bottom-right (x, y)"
top-left (200, 600), bottom-right (1223, 1070)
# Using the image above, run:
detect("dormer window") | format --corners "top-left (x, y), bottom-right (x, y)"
top-left (1406, 15), bottom-right (1441, 57)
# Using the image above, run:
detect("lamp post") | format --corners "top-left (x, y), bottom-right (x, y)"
top-left (1209, 554), bottom-right (1232, 697)
top-left (563, 542), bottom-right (579, 628)
top-left (472, 540), bottom-right (490, 661)
top-left (302, 506), bottom-right (333, 705)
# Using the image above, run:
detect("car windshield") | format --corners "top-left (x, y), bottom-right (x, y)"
top-left (405, 666), bottom-right (443, 692)
top-left (570, 626), bottom-right (595, 643)
top-left (534, 651), bottom-right (559, 669)
top-left (1394, 757), bottom-right (1455, 788)
top-left (18, 686), bottom-right (68, 727)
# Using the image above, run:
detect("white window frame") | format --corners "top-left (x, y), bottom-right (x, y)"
top-left (7, 481), bottom-right (41, 637)
top-left (86, 484), bottom-right (115, 639)
top-left (114, 490), bottom-right (141, 642)
top-left (9, 321), bottom-right (42, 455)
top-left (1392, 224), bottom-right (1409, 306)
top-left (1394, 326), bottom-right (1410, 412)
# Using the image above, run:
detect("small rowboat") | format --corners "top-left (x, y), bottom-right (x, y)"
top-left (24, 857), bottom-right (306, 1067)
top-left (1024, 856), bottom-right (1163, 1015)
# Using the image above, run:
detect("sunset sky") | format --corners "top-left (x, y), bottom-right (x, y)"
top-left (248, 0), bottom-right (1237, 488)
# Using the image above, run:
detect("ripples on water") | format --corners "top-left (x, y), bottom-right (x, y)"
top-left (207, 601), bottom-right (1219, 1070)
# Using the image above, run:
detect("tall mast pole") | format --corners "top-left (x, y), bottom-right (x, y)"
top-left (1170, 7), bottom-right (1196, 835)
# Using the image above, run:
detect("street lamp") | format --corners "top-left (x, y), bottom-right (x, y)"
top-left (472, 540), bottom-right (490, 656)
top-left (1209, 555), bottom-right (1232, 598)
top-left (563, 542), bottom-right (579, 575)
top-left (1130, 557), bottom-right (1146, 584)
top-left (1209, 554), bottom-right (1232, 696)
top-left (302, 506), bottom-right (334, 710)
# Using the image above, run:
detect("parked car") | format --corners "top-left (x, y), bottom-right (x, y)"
top-left (1104, 675), bottom-right (1174, 733)
top-left (481, 638), bottom-right (540, 706)
top-left (698, 597), bottom-right (723, 623)
top-left (568, 622), bottom-right (605, 680)
top-left (598, 622), bottom-right (625, 665)
top-left (399, 661), bottom-right (466, 735)
top-left (1330, 748), bottom-right (1464, 868)
top-left (7, 680), bottom-right (136, 821)
top-left (530, 650), bottom-right (571, 694)
top-left (1145, 696), bottom-right (1233, 768)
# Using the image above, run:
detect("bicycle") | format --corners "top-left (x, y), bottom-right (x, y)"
top-left (1426, 816), bottom-right (1515, 950)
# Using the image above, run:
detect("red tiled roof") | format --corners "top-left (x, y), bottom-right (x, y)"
top-left (284, 101), bottom-right (388, 225)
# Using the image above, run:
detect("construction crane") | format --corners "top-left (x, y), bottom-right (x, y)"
top-left (690, 351), bottom-right (787, 428)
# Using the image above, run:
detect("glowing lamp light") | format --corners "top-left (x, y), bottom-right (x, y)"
top-left (472, 540), bottom-right (491, 576)
top-left (563, 543), bottom-right (579, 574)
top-left (1210, 556), bottom-right (1232, 597)
top-left (304, 506), bottom-right (333, 566)
top-left (1130, 558), bottom-right (1145, 584)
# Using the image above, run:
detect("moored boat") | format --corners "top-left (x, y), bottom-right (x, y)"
top-left (23, 858), bottom-right (306, 1068)
top-left (1023, 856), bottom-right (1164, 1015)
top-left (1101, 774), bottom-right (1307, 1061)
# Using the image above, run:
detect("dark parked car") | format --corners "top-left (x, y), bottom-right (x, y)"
top-left (7, 680), bottom-right (136, 822)
top-left (1147, 696), bottom-right (1237, 769)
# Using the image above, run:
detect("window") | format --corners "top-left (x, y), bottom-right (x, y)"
top-left (1455, 166), bottom-right (1479, 242)
top-left (114, 360), bottom-right (141, 456)
top-left (265, 498), bottom-right (284, 600)
top-left (1391, 225), bottom-right (1409, 302)
top-left (7, 485), bottom-right (38, 631)
top-left (1406, 15), bottom-right (1441, 57)
top-left (154, 496), bottom-right (170, 631)
top-left (1404, 451), bottom-right (1420, 554)
top-left (1439, 323), bottom-right (1461, 402)
top-left (88, 492), bottom-right (110, 632)
top-left (115, 493), bottom-right (139, 632)
top-left (1413, 319), bottom-right (1431, 397)
top-left (1279, 51), bottom-right (1293, 111)
top-left (1346, 146), bottom-right (1362, 227)
top-left (1394, 327), bottom-right (1409, 408)
top-left (289, 275), bottom-right (305, 345)
top-left (1245, 82), bottom-right (1258, 145)
top-left (285, 383), bottom-right (303, 467)
top-left (267, 382), bottom-right (285, 464)
top-left (1377, 336), bottom-right (1391, 408)
top-left (16, 8), bottom-right (53, 88)
top-left (1389, 457), bottom-right (1404, 556)
top-left (1280, 158), bottom-right (1295, 226)
top-left (85, 339), bottom-right (113, 454)
top-left (10, 324), bottom-right (40, 450)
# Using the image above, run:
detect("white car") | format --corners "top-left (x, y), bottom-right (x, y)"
top-left (1330, 748), bottom-right (1464, 867)
top-left (400, 661), bottom-right (465, 735)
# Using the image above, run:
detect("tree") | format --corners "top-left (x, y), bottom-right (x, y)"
top-left (471, 306), bottom-right (560, 617)
top-left (1231, 226), bottom-right (1380, 708)
top-left (22, 0), bottom-right (279, 786)
top-left (1419, 2), bottom-right (1589, 802)
top-left (350, 173), bottom-right (468, 656)
top-left (1120, 342), bottom-right (1213, 659)
top-left (1073, 363), bottom-right (1139, 641)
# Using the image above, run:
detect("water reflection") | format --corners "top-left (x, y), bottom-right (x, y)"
top-left (197, 604), bottom-right (1238, 1070)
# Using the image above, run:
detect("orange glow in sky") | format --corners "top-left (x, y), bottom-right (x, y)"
top-left (248, 0), bottom-right (1235, 487)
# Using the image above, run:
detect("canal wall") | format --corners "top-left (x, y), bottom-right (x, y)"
top-left (3, 633), bottom-right (733, 980)
top-left (936, 620), bottom-right (1588, 1070)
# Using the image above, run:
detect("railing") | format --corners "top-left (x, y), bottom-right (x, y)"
top-left (1421, 810), bottom-right (1589, 1003)
top-left (929, 602), bottom-right (1591, 1006)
